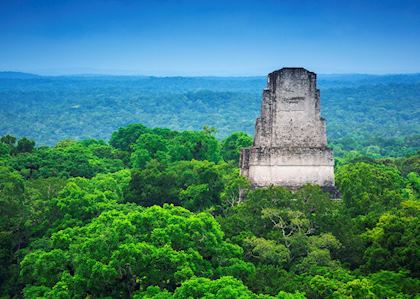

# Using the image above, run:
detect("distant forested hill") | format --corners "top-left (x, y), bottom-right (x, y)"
top-left (0, 71), bottom-right (40, 79)
top-left (0, 73), bottom-right (419, 156)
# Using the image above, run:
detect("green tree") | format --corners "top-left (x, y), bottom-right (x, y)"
top-left (8, 140), bottom-right (125, 179)
top-left (124, 160), bottom-right (179, 207)
top-left (336, 162), bottom-right (405, 216)
top-left (1, 134), bottom-right (17, 146)
top-left (20, 205), bottom-right (253, 298)
top-left (221, 132), bottom-right (253, 163)
top-left (0, 142), bottom-right (10, 157)
top-left (134, 276), bottom-right (305, 299)
top-left (16, 137), bottom-right (35, 153)
top-left (131, 133), bottom-right (169, 168)
top-left (168, 131), bottom-right (221, 163)
top-left (49, 170), bottom-right (131, 230)
top-left (362, 201), bottom-right (419, 276)
top-left (110, 123), bottom-right (151, 152)
top-left (125, 160), bottom-right (226, 211)
top-left (0, 167), bottom-right (28, 295)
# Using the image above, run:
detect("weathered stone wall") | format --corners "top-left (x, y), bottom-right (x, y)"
top-left (240, 147), bottom-right (334, 187)
top-left (254, 68), bottom-right (327, 148)
top-left (240, 67), bottom-right (336, 191)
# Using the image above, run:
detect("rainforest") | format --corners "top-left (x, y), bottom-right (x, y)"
top-left (0, 119), bottom-right (419, 298)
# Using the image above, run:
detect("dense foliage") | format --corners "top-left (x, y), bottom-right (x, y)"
top-left (0, 123), bottom-right (419, 298)
top-left (0, 74), bottom-right (419, 157)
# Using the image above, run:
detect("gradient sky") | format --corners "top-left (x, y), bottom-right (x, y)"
top-left (1, 0), bottom-right (419, 75)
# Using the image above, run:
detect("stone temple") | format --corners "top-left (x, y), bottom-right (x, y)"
top-left (240, 67), bottom-right (336, 194)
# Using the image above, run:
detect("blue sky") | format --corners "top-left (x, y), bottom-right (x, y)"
top-left (1, 0), bottom-right (419, 75)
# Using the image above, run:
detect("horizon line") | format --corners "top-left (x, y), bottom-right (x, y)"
top-left (1, 69), bottom-right (420, 78)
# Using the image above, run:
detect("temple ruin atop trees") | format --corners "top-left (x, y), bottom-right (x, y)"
top-left (240, 67), bottom-right (337, 195)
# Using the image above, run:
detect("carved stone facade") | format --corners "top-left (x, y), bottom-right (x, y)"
top-left (240, 68), bottom-right (336, 193)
